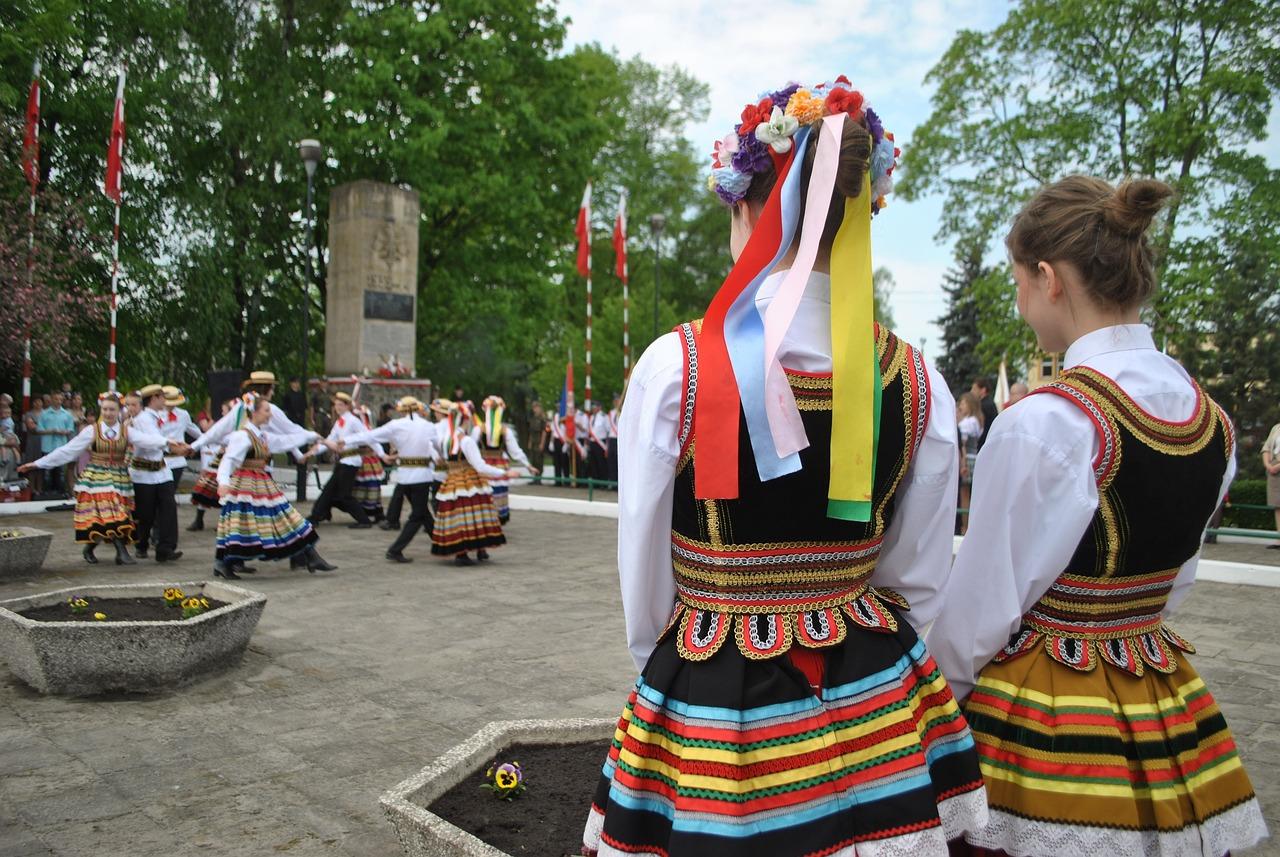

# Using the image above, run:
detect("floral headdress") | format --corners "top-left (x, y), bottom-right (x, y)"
top-left (696, 76), bottom-right (901, 521)
top-left (708, 76), bottom-right (899, 214)
top-left (232, 392), bottom-right (259, 431)
top-left (97, 391), bottom-right (121, 406)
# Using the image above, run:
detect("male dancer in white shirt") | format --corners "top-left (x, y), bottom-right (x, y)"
top-left (131, 384), bottom-right (192, 561)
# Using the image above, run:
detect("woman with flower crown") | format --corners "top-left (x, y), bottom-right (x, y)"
top-left (430, 400), bottom-right (518, 566)
top-left (214, 393), bottom-right (335, 577)
top-left (19, 391), bottom-right (167, 565)
top-left (470, 395), bottom-right (537, 524)
top-left (583, 77), bottom-right (987, 857)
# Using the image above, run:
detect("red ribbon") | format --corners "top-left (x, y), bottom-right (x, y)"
top-left (693, 150), bottom-right (798, 499)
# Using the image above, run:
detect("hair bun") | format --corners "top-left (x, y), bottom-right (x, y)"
top-left (1102, 178), bottom-right (1174, 236)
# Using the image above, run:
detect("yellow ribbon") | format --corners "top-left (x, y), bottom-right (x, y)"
top-left (827, 175), bottom-right (878, 522)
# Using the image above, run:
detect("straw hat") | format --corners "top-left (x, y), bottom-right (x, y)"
top-left (137, 384), bottom-right (164, 399)
top-left (396, 396), bottom-right (422, 413)
top-left (240, 370), bottom-right (277, 389)
top-left (162, 385), bottom-right (186, 407)
top-left (333, 392), bottom-right (354, 405)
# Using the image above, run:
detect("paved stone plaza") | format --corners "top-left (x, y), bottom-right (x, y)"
top-left (1, 501), bottom-right (1278, 856)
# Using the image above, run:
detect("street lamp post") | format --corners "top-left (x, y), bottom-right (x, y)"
top-left (297, 138), bottom-right (322, 503)
top-left (649, 213), bottom-right (666, 341)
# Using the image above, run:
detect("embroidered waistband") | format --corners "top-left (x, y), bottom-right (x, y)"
top-left (996, 567), bottom-right (1194, 677)
top-left (90, 454), bottom-right (127, 466)
top-left (240, 458), bottom-right (269, 470)
top-left (130, 458), bottom-right (165, 471)
top-left (398, 457), bottom-right (434, 466)
top-left (670, 532), bottom-right (882, 615)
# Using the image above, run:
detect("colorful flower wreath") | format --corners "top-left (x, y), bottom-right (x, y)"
top-left (707, 75), bottom-right (900, 215)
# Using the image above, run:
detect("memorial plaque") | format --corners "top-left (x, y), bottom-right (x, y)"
top-left (364, 291), bottom-right (414, 322)
top-left (323, 180), bottom-right (421, 376)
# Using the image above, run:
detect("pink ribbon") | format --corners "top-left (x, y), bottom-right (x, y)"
top-left (761, 113), bottom-right (846, 457)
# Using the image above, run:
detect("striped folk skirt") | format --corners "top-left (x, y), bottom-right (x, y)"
top-left (963, 646), bottom-right (1268, 856)
top-left (482, 453), bottom-right (510, 523)
top-left (585, 618), bottom-right (988, 856)
top-left (353, 454), bottom-right (385, 517)
top-left (72, 462), bottom-right (136, 544)
top-left (430, 463), bottom-right (505, 556)
top-left (215, 466), bottom-right (317, 561)
top-left (190, 455), bottom-right (222, 509)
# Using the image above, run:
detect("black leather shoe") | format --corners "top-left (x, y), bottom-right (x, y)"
top-left (305, 547), bottom-right (336, 572)
top-left (477, 549), bottom-right (490, 562)
top-left (378, 521), bottom-right (401, 531)
top-left (454, 554), bottom-right (475, 567)
top-left (385, 552), bottom-right (412, 564)
top-left (347, 522), bottom-right (373, 529)
top-left (213, 562), bottom-right (241, 580)
top-left (155, 551), bottom-right (183, 563)
top-left (135, 546), bottom-right (148, 560)
top-left (83, 544), bottom-right (99, 565)
top-left (114, 541), bottom-right (136, 565)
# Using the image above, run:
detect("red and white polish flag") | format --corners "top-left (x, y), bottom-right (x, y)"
top-left (575, 181), bottom-right (592, 277)
top-left (103, 68), bottom-right (127, 202)
top-left (22, 60), bottom-right (40, 191)
top-left (612, 192), bottom-right (628, 283)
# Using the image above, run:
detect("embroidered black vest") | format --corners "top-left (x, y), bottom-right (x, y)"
top-left (660, 320), bottom-right (931, 661)
top-left (997, 366), bottom-right (1233, 677)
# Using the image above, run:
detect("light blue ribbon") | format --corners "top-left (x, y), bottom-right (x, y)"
top-left (723, 126), bottom-right (811, 482)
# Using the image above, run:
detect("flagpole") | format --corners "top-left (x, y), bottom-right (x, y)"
top-left (617, 193), bottom-right (630, 380)
top-left (22, 59), bottom-right (40, 412)
top-left (585, 269), bottom-right (592, 411)
top-left (104, 67), bottom-right (126, 393)
top-left (107, 200), bottom-right (121, 392)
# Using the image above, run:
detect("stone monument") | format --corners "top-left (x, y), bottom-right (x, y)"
top-left (324, 180), bottom-right (420, 377)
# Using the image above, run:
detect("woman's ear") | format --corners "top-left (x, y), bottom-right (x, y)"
top-left (1037, 261), bottom-right (1063, 304)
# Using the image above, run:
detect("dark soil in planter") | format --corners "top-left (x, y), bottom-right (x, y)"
top-left (19, 596), bottom-right (228, 623)
top-left (427, 739), bottom-right (610, 856)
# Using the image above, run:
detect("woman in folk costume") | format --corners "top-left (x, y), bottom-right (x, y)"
top-left (470, 395), bottom-right (536, 523)
top-left (929, 177), bottom-right (1267, 857)
top-left (188, 398), bottom-right (237, 532)
top-left (584, 77), bottom-right (986, 857)
top-left (19, 392), bottom-right (161, 565)
top-left (214, 393), bottom-right (336, 578)
top-left (430, 400), bottom-right (517, 566)
top-left (350, 404), bottom-right (389, 523)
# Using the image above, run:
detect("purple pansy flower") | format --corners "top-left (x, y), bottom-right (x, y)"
top-left (864, 107), bottom-right (884, 146)
top-left (732, 133), bottom-right (772, 175)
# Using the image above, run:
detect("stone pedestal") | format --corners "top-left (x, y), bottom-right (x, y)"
top-left (325, 181), bottom-right (421, 377)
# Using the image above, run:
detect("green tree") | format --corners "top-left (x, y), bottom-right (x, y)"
top-left (900, 0), bottom-right (1280, 361)
top-left (872, 266), bottom-right (895, 329)
top-left (933, 250), bottom-right (993, 393)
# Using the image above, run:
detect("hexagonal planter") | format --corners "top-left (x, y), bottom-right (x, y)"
top-left (381, 717), bottom-right (616, 857)
top-left (0, 526), bottom-right (53, 579)
top-left (0, 580), bottom-right (266, 696)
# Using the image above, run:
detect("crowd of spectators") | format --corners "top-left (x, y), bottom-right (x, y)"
top-left (3, 387), bottom-right (99, 498)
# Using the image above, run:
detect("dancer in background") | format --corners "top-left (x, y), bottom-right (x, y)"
top-left (161, 386), bottom-right (201, 488)
top-left (350, 404), bottom-right (389, 524)
top-left (470, 396), bottom-right (536, 524)
top-left (188, 399), bottom-right (235, 532)
top-left (130, 384), bottom-right (190, 562)
top-left (19, 392), bottom-right (160, 565)
top-left (303, 392), bottom-right (373, 529)
top-left (930, 176), bottom-right (1267, 856)
top-left (337, 396), bottom-right (441, 563)
top-left (214, 393), bottom-right (334, 578)
top-left (431, 401), bottom-right (516, 566)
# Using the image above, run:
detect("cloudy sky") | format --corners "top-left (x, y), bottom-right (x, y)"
top-left (558, 0), bottom-right (1280, 357)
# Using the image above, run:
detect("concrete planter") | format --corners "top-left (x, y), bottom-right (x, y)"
top-left (0, 526), bottom-right (53, 579)
top-left (0, 580), bottom-right (266, 696)
top-left (381, 717), bottom-right (616, 857)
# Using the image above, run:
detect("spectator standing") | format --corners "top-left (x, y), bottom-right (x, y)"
top-left (23, 398), bottom-right (44, 494)
top-left (37, 392), bottom-right (76, 496)
top-left (1264, 420), bottom-right (1280, 549)
top-left (970, 375), bottom-right (999, 448)
top-left (1007, 381), bottom-right (1029, 407)
top-left (0, 403), bottom-right (21, 483)
top-left (955, 392), bottom-right (984, 535)
top-left (376, 403), bottom-right (395, 427)
top-left (282, 377), bottom-right (307, 427)
top-left (526, 401), bottom-right (546, 481)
